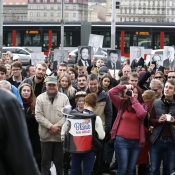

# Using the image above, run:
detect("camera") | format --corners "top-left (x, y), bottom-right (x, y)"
top-left (126, 90), bottom-right (132, 97)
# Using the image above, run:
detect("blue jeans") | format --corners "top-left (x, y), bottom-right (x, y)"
top-left (114, 136), bottom-right (141, 175)
top-left (70, 151), bottom-right (95, 175)
top-left (149, 138), bottom-right (175, 175)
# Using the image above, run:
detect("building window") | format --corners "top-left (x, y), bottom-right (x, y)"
top-left (44, 5), bottom-right (47, 9)
top-left (51, 6), bottom-right (54, 9)
top-left (65, 13), bottom-right (68, 17)
top-left (120, 17), bottom-right (122, 22)
top-left (50, 0), bottom-right (54, 2)
top-left (57, 0), bottom-right (61, 2)
top-left (50, 12), bottom-right (53, 17)
top-left (65, 0), bottom-right (69, 2)
top-left (30, 5), bottom-right (33, 9)
top-left (143, 18), bottom-right (145, 22)
top-left (30, 12), bottom-right (33, 17)
top-left (37, 19), bottom-right (40, 21)
top-left (29, 0), bottom-right (33, 2)
top-left (152, 18), bottom-right (154, 22)
top-left (43, 0), bottom-right (47, 3)
top-left (65, 6), bottom-right (68, 9)
top-left (9, 9), bottom-right (11, 13)
top-left (36, 0), bottom-right (40, 3)
top-left (37, 5), bottom-right (40, 9)
top-left (57, 13), bottom-right (60, 17)
top-left (44, 19), bottom-right (47, 22)
top-left (57, 5), bottom-right (60, 9)
top-left (73, 6), bottom-right (76, 9)
top-left (30, 19), bottom-right (33, 21)
top-left (73, 13), bottom-right (76, 17)
top-left (37, 12), bottom-right (40, 17)
top-left (73, 0), bottom-right (77, 3)
top-left (44, 12), bottom-right (47, 17)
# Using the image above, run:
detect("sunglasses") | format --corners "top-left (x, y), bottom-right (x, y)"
top-left (168, 76), bottom-right (175, 79)
top-left (154, 76), bottom-right (162, 79)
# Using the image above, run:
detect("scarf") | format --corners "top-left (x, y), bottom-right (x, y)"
top-left (22, 97), bottom-right (33, 108)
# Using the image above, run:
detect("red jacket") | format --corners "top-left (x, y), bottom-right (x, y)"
top-left (108, 85), bottom-right (147, 148)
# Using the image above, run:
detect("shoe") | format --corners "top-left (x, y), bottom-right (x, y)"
top-left (110, 162), bottom-right (117, 170)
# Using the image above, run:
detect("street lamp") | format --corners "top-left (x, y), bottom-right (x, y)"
top-left (0, 0), bottom-right (3, 56)
top-left (60, 0), bottom-right (64, 50)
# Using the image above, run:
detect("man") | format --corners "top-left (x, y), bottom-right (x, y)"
top-left (122, 65), bottom-right (131, 76)
top-left (0, 88), bottom-right (40, 175)
top-left (107, 50), bottom-right (121, 69)
top-left (0, 65), bottom-right (23, 106)
top-left (167, 71), bottom-right (175, 81)
top-left (149, 80), bottom-right (175, 175)
top-left (26, 65), bottom-right (36, 78)
top-left (152, 55), bottom-right (162, 69)
top-left (7, 62), bottom-right (25, 88)
top-left (0, 80), bottom-right (12, 91)
top-left (4, 55), bottom-right (12, 64)
top-left (21, 62), bottom-right (47, 97)
top-left (150, 79), bottom-right (163, 98)
top-left (53, 51), bottom-right (67, 70)
top-left (91, 35), bottom-right (103, 55)
top-left (86, 74), bottom-right (112, 175)
top-left (76, 74), bottom-right (88, 91)
top-left (56, 63), bottom-right (68, 78)
top-left (35, 76), bottom-right (70, 175)
top-left (78, 47), bottom-right (91, 67)
top-left (128, 72), bottom-right (139, 86)
top-left (163, 46), bottom-right (175, 68)
top-left (131, 47), bottom-right (144, 70)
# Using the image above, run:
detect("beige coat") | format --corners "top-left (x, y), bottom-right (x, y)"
top-left (35, 91), bottom-right (70, 142)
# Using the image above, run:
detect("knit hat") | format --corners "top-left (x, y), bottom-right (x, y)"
top-left (98, 65), bottom-right (109, 78)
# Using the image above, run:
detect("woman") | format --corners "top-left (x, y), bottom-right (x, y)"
top-left (109, 84), bottom-right (147, 175)
top-left (58, 72), bottom-right (77, 109)
top-left (67, 93), bottom-right (105, 175)
top-left (100, 73), bottom-right (113, 92)
top-left (4, 64), bottom-right (11, 79)
top-left (68, 68), bottom-right (78, 89)
top-left (18, 83), bottom-right (41, 170)
top-left (154, 71), bottom-right (165, 84)
top-left (137, 90), bottom-right (156, 175)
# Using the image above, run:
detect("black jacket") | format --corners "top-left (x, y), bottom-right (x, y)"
top-left (0, 89), bottom-right (40, 175)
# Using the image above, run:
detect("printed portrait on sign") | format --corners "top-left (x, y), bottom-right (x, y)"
top-left (31, 52), bottom-right (45, 66)
top-left (150, 54), bottom-right (163, 69)
top-left (78, 46), bottom-right (91, 67)
top-left (107, 49), bottom-right (121, 70)
top-left (130, 46), bottom-right (144, 70)
top-left (163, 46), bottom-right (175, 68)
top-left (88, 34), bottom-right (104, 55)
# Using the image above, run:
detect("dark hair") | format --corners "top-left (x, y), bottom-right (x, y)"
top-left (77, 74), bottom-right (87, 80)
top-left (100, 73), bottom-right (113, 91)
top-left (109, 50), bottom-right (118, 56)
top-left (68, 68), bottom-right (78, 79)
top-left (88, 74), bottom-right (99, 82)
top-left (80, 47), bottom-right (90, 55)
top-left (11, 62), bottom-right (22, 69)
top-left (26, 65), bottom-right (35, 73)
top-left (84, 93), bottom-right (97, 108)
top-left (0, 65), bottom-right (7, 74)
top-left (118, 70), bottom-right (123, 78)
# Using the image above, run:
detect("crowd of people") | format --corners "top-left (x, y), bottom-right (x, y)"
top-left (0, 50), bottom-right (175, 175)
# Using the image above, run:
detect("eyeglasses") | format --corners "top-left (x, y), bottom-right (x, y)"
top-left (168, 76), bottom-right (175, 79)
top-left (151, 89), bottom-right (159, 92)
top-left (154, 76), bottom-right (162, 79)
top-left (12, 69), bottom-right (21, 71)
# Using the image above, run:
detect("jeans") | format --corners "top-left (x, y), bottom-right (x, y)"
top-left (149, 138), bottom-right (175, 175)
top-left (70, 150), bottom-right (95, 175)
top-left (104, 143), bottom-right (115, 163)
top-left (114, 136), bottom-right (141, 175)
top-left (41, 142), bottom-right (63, 175)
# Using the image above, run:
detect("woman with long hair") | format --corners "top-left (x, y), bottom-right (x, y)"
top-left (58, 72), bottom-right (77, 109)
top-left (68, 68), bottom-right (78, 89)
top-left (18, 83), bottom-right (41, 170)
top-left (100, 73), bottom-right (113, 92)
top-left (4, 64), bottom-right (12, 79)
top-left (109, 84), bottom-right (147, 175)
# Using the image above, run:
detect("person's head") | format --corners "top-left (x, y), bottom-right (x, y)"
top-left (168, 46), bottom-right (174, 60)
top-left (4, 55), bottom-right (12, 64)
top-left (68, 68), bottom-right (78, 80)
top-left (55, 51), bottom-right (65, 63)
top-left (98, 65), bottom-right (109, 79)
top-left (152, 55), bottom-right (161, 68)
top-left (80, 47), bottom-right (90, 60)
top-left (75, 91), bottom-right (86, 109)
top-left (150, 79), bottom-right (163, 98)
top-left (45, 76), bottom-right (58, 95)
top-left (100, 73), bottom-right (113, 91)
top-left (123, 59), bottom-right (130, 67)
top-left (167, 71), bottom-right (175, 81)
top-left (88, 74), bottom-right (99, 93)
top-left (13, 55), bottom-right (21, 63)
top-left (128, 72), bottom-right (139, 86)
top-left (26, 65), bottom-right (36, 78)
top-left (57, 63), bottom-right (68, 77)
top-left (84, 93), bottom-right (97, 109)
top-left (77, 74), bottom-right (88, 90)
top-left (58, 72), bottom-right (71, 89)
top-left (164, 67), bottom-right (171, 75)
top-left (109, 50), bottom-right (119, 63)
top-left (132, 86), bottom-right (144, 102)
top-left (120, 76), bottom-right (129, 84)
top-left (134, 47), bottom-right (141, 58)
top-left (4, 64), bottom-right (11, 77)
top-left (122, 65), bottom-right (131, 76)
top-left (164, 80), bottom-right (175, 100)
top-left (6, 51), bottom-right (13, 58)
top-left (18, 83), bottom-right (34, 99)
top-left (96, 58), bottom-right (104, 68)
top-left (91, 36), bottom-right (100, 48)
top-left (11, 62), bottom-right (22, 77)
top-left (138, 65), bottom-right (147, 72)
top-left (35, 62), bottom-right (47, 80)
top-left (142, 90), bottom-right (155, 108)
top-left (0, 80), bottom-right (11, 91)
top-left (154, 71), bottom-right (165, 83)
top-left (0, 65), bottom-right (7, 80)
top-left (66, 120), bottom-right (71, 132)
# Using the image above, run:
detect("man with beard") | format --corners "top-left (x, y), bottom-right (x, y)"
top-left (76, 74), bottom-right (88, 91)
top-left (21, 62), bottom-right (47, 97)
top-left (35, 76), bottom-right (70, 175)
top-left (78, 47), bottom-right (91, 67)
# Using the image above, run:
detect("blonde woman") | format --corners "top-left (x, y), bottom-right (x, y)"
top-left (58, 72), bottom-right (77, 109)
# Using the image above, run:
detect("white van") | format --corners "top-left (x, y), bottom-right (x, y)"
top-left (3, 47), bottom-right (34, 65)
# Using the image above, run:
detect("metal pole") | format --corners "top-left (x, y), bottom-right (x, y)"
top-left (60, 0), bottom-right (64, 50)
top-left (111, 0), bottom-right (116, 50)
top-left (0, 0), bottom-right (3, 56)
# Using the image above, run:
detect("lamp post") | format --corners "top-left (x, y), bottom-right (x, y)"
top-left (0, 0), bottom-right (3, 56)
top-left (60, 0), bottom-right (64, 50)
top-left (111, 0), bottom-right (116, 50)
